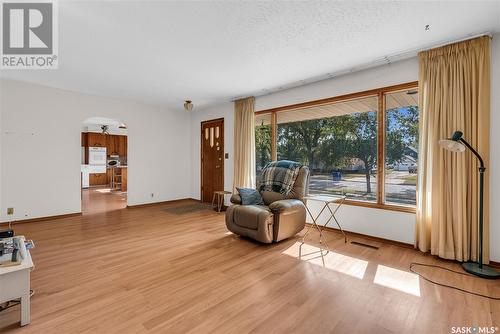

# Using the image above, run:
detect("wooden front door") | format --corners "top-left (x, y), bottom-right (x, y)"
top-left (201, 118), bottom-right (224, 203)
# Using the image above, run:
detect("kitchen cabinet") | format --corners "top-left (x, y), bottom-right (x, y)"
top-left (107, 136), bottom-right (119, 156)
top-left (106, 168), bottom-right (111, 184)
top-left (108, 135), bottom-right (126, 156)
top-left (105, 135), bottom-right (126, 156)
top-left (121, 167), bottom-right (127, 191)
top-left (81, 133), bottom-right (87, 147)
top-left (87, 133), bottom-right (107, 147)
top-left (109, 167), bottom-right (127, 191)
top-left (82, 133), bottom-right (127, 158)
top-left (89, 173), bottom-right (107, 186)
top-left (118, 136), bottom-right (127, 156)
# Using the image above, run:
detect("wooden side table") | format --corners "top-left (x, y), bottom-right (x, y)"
top-left (212, 191), bottom-right (232, 213)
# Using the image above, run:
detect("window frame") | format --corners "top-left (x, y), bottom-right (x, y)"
top-left (255, 81), bottom-right (418, 214)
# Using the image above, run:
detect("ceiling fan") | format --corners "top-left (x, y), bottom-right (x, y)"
top-left (101, 125), bottom-right (109, 135)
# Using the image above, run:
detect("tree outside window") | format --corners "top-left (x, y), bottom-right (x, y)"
top-left (255, 87), bottom-right (418, 208)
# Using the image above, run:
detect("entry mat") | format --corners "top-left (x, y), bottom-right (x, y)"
top-left (164, 203), bottom-right (213, 215)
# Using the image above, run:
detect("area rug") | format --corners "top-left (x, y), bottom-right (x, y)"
top-left (164, 203), bottom-right (214, 215)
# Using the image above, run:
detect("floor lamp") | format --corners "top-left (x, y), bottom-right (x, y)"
top-left (439, 131), bottom-right (500, 279)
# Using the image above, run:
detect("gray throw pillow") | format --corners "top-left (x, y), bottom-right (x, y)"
top-left (237, 187), bottom-right (264, 205)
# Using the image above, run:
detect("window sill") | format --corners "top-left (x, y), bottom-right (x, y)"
top-left (342, 199), bottom-right (416, 214)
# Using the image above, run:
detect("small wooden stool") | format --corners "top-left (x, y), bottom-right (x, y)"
top-left (212, 191), bottom-right (232, 213)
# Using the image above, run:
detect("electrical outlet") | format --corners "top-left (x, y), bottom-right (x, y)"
top-left (7, 207), bottom-right (14, 215)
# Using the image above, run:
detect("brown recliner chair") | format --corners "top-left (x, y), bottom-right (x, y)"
top-left (225, 166), bottom-right (309, 243)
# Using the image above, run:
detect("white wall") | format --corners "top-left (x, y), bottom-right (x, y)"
top-left (191, 58), bottom-right (418, 244)
top-left (0, 79), bottom-right (191, 222)
top-left (489, 34), bottom-right (500, 262)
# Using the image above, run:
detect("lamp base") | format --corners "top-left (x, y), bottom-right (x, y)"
top-left (462, 262), bottom-right (500, 279)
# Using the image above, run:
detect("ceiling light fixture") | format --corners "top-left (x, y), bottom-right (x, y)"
top-left (184, 100), bottom-right (193, 112)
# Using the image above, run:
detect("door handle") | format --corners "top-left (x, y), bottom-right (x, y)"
top-left (216, 165), bottom-right (220, 168)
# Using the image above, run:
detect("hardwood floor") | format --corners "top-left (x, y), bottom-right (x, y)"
top-left (81, 186), bottom-right (127, 215)
top-left (1, 197), bottom-right (499, 333)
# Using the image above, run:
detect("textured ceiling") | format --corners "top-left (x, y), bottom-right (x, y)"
top-left (1, 1), bottom-right (499, 111)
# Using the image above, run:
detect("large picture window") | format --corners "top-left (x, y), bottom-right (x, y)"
top-left (255, 82), bottom-right (418, 213)
top-left (276, 95), bottom-right (378, 202)
top-left (384, 90), bottom-right (419, 206)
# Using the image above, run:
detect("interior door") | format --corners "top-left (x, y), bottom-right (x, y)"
top-left (201, 118), bottom-right (224, 203)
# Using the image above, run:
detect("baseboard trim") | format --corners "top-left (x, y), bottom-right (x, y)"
top-left (306, 223), bottom-right (414, 249)
top-left (127, 198), bottom-right (199, 209)
top-left (313, 224), bottom-right (500, 265)
top-left (4, 199), bottom-right (201, 223)
top-left (489, 261), bottom-right (500, 268)
top-left (8, 212), bottom-right (83, 225)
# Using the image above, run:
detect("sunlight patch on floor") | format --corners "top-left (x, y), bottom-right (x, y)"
top-left (374, 264), bottom-right (421, 297)
top-left (95, 188), bottom-right (112, 193)
top-left (282, 242), bottom-right (368, 279)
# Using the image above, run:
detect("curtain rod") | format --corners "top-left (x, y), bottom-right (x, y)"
top-left (384, 31), bottom-right (492, 59)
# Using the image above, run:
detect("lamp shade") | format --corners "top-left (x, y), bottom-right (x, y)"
top-left (439, 139), bottom-right (466, 152)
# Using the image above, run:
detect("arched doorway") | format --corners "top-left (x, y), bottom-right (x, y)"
top-left (81, 117), bottom-right (128, 214)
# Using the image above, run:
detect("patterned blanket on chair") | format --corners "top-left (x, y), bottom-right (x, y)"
top-left (259, 160), bottom-right (302, 196)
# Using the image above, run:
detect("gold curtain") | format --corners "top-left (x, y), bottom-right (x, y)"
top-left (416, 36), bottom-right (490, 262)
top-left (233, 97), bottom-right (256, 192)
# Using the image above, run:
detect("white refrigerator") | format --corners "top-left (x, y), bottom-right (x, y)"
top-left (81, 147), bottom-right (107, 189)
top-left (88, 147), bottom-right (107, 166)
